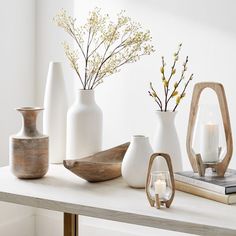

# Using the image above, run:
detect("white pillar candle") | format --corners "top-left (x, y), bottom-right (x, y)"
top-left (200, 123), bottom-right (219, 163)
top-left (154, 179), bottom-right (166, 196)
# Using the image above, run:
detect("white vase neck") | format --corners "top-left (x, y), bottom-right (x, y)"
top-left (131, 135), bottom-right (149, 144)
top-left (155, 111), bottom-right (177, 124)
top-left (76, 90), bottom-right (96, 105)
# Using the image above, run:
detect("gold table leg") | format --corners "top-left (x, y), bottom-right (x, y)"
top-left (64, 213), bottom-right (78, 236)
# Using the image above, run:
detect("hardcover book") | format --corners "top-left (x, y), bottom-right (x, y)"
top-left (175, 169), bottom-right (236, 195)
top-left (175, 181), bottom-right (236, 205)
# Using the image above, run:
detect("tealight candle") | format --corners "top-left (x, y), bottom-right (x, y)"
top-left (200, 122), bottom-right (219, 163)
top-left (154, 179), bottom-right (166, 196)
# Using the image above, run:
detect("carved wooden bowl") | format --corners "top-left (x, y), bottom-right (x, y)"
top-left (63, 143), bottom-right (129, 182)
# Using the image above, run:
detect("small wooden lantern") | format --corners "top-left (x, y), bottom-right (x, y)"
top-left (145, 153), bottom-right (175, 209)
top-left (186, 82), bottom-right (233, 177)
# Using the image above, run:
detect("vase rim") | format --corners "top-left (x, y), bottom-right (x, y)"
top-left (132, 135), bottom-right (148, 139)
top-left (16, 107), bottom-right (44, 112)
top-left (50, 61), bottom-right (62, 64)
top-left (78, 89), bottom-right (94, 92)
top-left (155, 110), bottom-right (178, 113)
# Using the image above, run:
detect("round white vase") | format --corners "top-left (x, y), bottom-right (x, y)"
top-left (121, 135), bottom-right (153, 188)
top-left (152, 111), bottom-right (183, 172)
top-left (43, 62), bottom-right (68, 164)
top-left (66, 89), bottom-right (103, 159)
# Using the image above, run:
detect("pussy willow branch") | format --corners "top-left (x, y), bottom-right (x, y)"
top-left (167, 56), bottom-right (188, 104)
top-left (149, 82), bottom-right (163, 111)
top-left (173, 74), bottom-right (193, 112)
top-left (161, 57), bottom-right (168, 111)
top-left (164, 44), bottom-right (182, 111)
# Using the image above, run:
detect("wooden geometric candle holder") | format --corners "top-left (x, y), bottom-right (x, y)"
top-left (186, 82), bottom-right (233, 177)
top-left (145, 153), bottom-right (175, 209)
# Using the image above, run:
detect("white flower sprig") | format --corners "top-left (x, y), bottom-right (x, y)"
top-left (54, 8), bottom-right (154, 89)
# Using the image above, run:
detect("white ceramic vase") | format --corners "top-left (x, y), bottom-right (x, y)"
top-left (121, 135), bottom-right (153, 188)
top-left (43, 62), bottom-right (68, 164)
top-left (152, 111), bottom-right (183, 172)
top-left (66, 89), bottom-right (103, 159)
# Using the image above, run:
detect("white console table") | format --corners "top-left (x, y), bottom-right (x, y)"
top-left (0, 165), bottom-right (235, 236)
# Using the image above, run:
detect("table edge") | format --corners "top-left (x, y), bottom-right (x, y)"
top-left (0, 192), bottom-right (235, 236)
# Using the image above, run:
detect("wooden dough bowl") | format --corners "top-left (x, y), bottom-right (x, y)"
top-left (63, 143), bottom-right (130, 182)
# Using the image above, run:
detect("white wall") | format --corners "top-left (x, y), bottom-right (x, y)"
top-left (0, 0), bottom-right (36, 235)
top-left (0, 0), bottom-right (36, 166)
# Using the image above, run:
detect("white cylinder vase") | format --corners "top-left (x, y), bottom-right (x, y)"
top-left (122, 135), bottom-right (153, 188)
top-left (43, 62), bottom-right (68, 163)
top-left (152, 111), bottom-right (183, 172)
top-left (66, 89), bottom-right (103, 159)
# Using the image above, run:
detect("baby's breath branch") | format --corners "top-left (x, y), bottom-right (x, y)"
top-left (68, 28), bottom-right (86, 60)
top-left (73, 62), bottom-right (85, 89)
top-left (84, 27), bottom-right (92, 89)
top-left (173, 73), bottom-right (193, 112)
top-left (88, 39), bottom-right (106, 58)
top-left (54, 8), bottom-right (154, 89)
top-left (90, 26), bottom-right (120, 88)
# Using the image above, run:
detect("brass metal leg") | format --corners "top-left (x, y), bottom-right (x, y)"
top-left (64, 213), bottom-right (78, 236)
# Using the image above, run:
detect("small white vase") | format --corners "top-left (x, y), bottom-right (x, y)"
top-left (152, 111), bottom-right (183, 172)
top-left (43, 62), bottom-right (68, 164)
top-left (66, 89), bottom-right (103, 159)
top-left (122, 135), bottom-right (153, 188)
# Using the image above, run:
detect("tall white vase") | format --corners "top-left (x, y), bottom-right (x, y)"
top-left (66, 89), bottom-right (103, 159)
top-left (121, 135), bottom-right (153, 188)
top-left (43, 62), bottom-right (68, 164)
top-left (152, 111), bottom-right (183, 172)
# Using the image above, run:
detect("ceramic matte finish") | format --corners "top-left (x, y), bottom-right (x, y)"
top-left (43, 62), bottom-right (68, 164)
top-left (152, 111), bottom-right (183, 172)
top-left (66, 90), bottom-right (103, 159)
top-left (122, 135), bottom-right (153, 188)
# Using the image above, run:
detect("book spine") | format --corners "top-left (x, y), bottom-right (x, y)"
top-left (174, 174), bottom-right (226, 195)
top-left (175, 181), bottom-right (230, 205)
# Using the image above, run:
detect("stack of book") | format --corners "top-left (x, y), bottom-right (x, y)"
top-left (175, 169), bottom-right (236, 204)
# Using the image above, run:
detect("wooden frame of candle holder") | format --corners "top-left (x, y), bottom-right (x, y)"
top-left (186, 82), bottom-right (233, 177)
top-left (145, 153), bottom-right (175, 209)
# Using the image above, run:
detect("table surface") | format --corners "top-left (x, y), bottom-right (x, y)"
top-left (0, 165), bottom-right (236, 236)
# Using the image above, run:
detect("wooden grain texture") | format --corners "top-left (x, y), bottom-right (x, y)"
top-left (64, 213), bottom-right (78, 236)
top-left (63, 143), bottom-right (129, 182)
top-left (186, 82), bottom-right (233, 177)
top-left (9, 107), bottom-right (49, 179)
top-left (1, 165), bottom-right (236, 235)
top-left (146, 153), bottom-right (175, 209)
